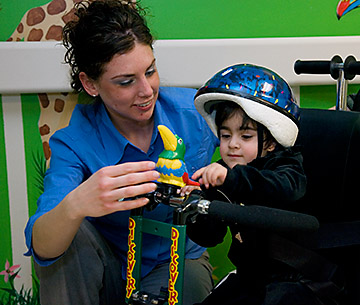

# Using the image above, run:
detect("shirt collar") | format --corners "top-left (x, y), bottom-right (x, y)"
top-left (96, 103), bottom-right (129, 165)
top-left (96, 102), bottom-right (168, 165)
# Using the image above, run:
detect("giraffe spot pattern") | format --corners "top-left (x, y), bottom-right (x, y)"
top-left (54, 98), bottom-right (65, 112)
top-left (43, 141), bottom-right (51, 160)
top-left (17, 23), bottom-right (24, 34)
top-left (62, 9), bottom-right (76, 24)
top-left (27, 7), bottom-right (46, 26)
top-left (47, 0), bottom-right (67, 15)
top-left (39, 124), bottom-right (51, 136)
top-left (39, 93), bottom-right (50, 108)
top-left (28, 28), bottom-right (44, 41)
top-left (46, 25), bottom-right (63, 41)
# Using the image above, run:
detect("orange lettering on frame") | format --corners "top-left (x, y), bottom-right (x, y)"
top-left (168, 227), bottom-right (180, 304)
top-left (126, 218), bottom-right (136, 298)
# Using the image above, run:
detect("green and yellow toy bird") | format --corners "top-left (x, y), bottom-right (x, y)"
top-left (156, 125), bottom-right (200, 188)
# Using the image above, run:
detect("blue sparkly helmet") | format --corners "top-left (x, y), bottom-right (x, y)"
top-left (194, 64), bottom-right (300, 147)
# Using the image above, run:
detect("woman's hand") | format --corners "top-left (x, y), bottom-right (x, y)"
top-left (192, 163), bottom-right (227, 189)
top-left (66, 161), bottom-right (160, 220)
top-left (33, 161), bottom-right (159, 259)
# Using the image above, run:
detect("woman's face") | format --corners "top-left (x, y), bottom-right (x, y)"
top-left (82, 42), bottom-right (160, 126)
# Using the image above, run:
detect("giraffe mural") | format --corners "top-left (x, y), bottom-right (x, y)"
top-left (7, 0), bottom-right (137, 165)
top-left (7, 0), bottom-right (81, 165)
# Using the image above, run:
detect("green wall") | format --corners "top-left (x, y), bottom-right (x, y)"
top-left (0, 96), bottom-right (12, 272)
top-left (1, 0), bottom-right (360, 41)
top-left (142, 0), bottom-right (360, 39)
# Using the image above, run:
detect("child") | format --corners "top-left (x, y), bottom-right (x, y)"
top-left (187, 64), bottom-right (330, 304)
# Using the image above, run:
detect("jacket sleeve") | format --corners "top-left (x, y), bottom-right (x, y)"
top-left (218, 147), bottom-right (307, 208)
top-left (187, 147), bottom-right (306, 246)
top-left (186, 214), bottom-right (228, 247)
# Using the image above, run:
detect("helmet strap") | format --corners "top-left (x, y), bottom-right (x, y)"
top-left (257, 124), bottom-right (264, 158)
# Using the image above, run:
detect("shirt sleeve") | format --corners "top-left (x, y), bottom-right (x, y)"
top-left (24, 131), bottom-right (87, 266)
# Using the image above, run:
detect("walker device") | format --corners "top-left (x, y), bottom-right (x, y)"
top-left (125, 186), bottom-right (319, 305)
top-left (125, 126), bottom-right (319, 305)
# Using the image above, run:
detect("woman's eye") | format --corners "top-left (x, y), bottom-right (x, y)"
top-left (145, 68), bottom-right (156, 77)
top-left (117, 79), bottom-right (134, 86)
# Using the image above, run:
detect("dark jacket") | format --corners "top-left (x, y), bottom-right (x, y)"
top-left (187, 146), bottom-right (307, 279)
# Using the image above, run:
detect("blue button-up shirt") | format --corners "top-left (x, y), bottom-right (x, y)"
top-left (25, 87), bottom-right (218, 279)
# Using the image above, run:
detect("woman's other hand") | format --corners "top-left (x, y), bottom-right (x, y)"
top-left (66, 161), bottom-right (160, 220)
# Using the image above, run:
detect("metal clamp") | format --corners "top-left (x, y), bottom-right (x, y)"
top-left (197, 199), bottom-right (211, 214)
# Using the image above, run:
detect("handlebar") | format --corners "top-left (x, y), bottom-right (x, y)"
top-left (136, 184), bottom-right (319, 234)
top-left (294, 55), bottom-right (360, 110)
top-left (202, 200), bottom-right (319, 233)
top-left (294, 55), bottom-right (342, 80)
top-left (182, 191), bottom-right (319, 234)
top-left (294, 55), bottom-right (360, 80)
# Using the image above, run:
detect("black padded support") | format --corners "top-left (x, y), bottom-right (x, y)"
top-left (293, 109), bottom-right (360, 304)
top-left (295, 108), bottom-right (360, 225)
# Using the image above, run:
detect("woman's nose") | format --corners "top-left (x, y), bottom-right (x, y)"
top-left (138, 77), bottom-right (153, 97)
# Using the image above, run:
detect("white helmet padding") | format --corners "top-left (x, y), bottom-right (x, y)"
top-left (194, 64), bottom-right (300, 148)
top-left (195, 93), bottom-right (299, 147)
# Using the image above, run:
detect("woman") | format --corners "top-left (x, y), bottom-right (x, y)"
top-left (24, 1), bottom-right (218, 304)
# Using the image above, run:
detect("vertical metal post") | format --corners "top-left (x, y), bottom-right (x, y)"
top-left (336, 69), bottom-right (348, 111)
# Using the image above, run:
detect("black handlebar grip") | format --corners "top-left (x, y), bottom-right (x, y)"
top-left (294, 60), bottom-right (331, 75)
top-left (345, 57), bottom-right (360, 80)
top-left (208, 201), bottom-right (319, 233)
top-left (348, 62), bottom-right (360, 74)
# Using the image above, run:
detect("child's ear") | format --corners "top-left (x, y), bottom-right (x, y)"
top-left (266, 141), bottom-right (276, 152)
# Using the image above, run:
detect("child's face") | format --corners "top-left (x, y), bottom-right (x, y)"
top-left (219, 111), bottom-right (272, 168)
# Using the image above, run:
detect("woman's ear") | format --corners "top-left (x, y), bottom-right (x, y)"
top-left (79, 72), bottom-right (98, 96)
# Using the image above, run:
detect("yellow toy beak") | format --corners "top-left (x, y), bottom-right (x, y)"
top-left (158, 125), bottom-right (177, 152)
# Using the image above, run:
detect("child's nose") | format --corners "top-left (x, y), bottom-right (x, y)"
top-left (229, 138), bottom-right (240, 148)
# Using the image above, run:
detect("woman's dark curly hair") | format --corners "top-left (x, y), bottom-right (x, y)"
top-left (63, 0), bottom-right (153, 92)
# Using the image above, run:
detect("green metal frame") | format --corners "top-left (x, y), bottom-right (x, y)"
top-left (126, 213), bottom-right (187, 305)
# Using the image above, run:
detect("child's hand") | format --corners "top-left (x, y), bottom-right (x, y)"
top-left (192, 163), bottom-right (227, 189)
top-left (177, 185), bottom-right (201, 197)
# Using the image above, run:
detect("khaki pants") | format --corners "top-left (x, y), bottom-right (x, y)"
top-left (34, 219), bottom-right (213, 305)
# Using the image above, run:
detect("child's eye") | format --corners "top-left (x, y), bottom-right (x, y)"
top-left (242, 134), bottom-right (253, 140)
top-left (220, 134), bottom-right (231, 139)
